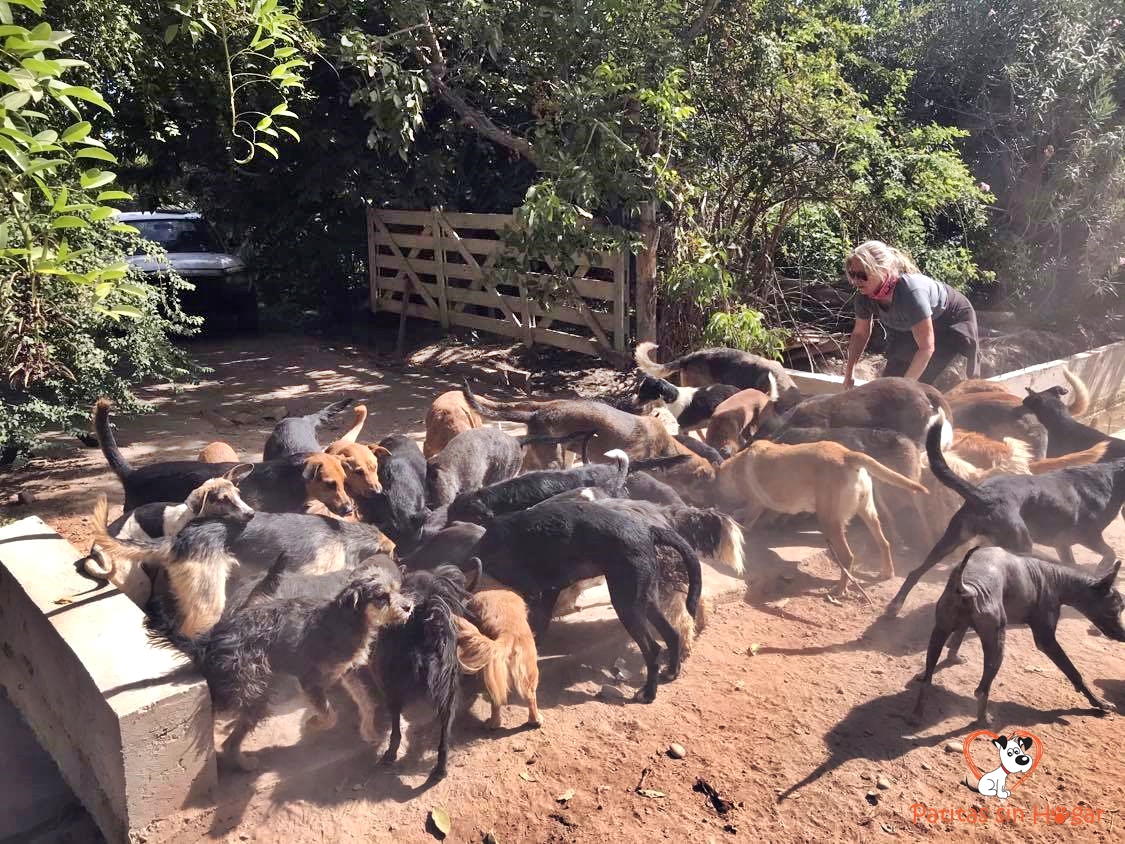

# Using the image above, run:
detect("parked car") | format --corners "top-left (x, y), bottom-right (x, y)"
top-left (120, 210), bottom-right (258, 332)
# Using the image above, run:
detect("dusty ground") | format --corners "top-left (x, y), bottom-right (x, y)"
top-left (2, 335), bottom-right (1124, 843)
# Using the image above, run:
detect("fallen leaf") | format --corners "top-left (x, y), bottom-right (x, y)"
top-left (428, 807), bottom-right (451, 839)
top-left (519, 771), bottom-right (537, 782)
top-left (747, 642), bottom-right (761, 656)
top-left (557, 789), bottom-right (575, 803)
top-left (53, 597), bottom-right (73, 605)
top-left (483, 832), bottom-right (500, 844)
top-left (637, 788), bottom-right (665, 799)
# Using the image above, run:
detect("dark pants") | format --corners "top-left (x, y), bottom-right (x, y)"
top-left (881, 289), bottom-right (980, 385)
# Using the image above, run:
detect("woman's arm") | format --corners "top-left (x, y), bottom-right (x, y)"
top-left (844, 317), bottom-right (873, 388)
top-left (903, 317), bottom-right (936, 380)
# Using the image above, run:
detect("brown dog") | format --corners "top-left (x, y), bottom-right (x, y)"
top-left (424, 390), bottom-right (484, 458)
top-left (455, 585), bottom-right (542, 729)
top-left (199, 441), bottom-right (240, 463)
top-left (324, 441), bottom-right (385, 501)
top-left (716, 440), bottom-right (928, 596)
top-left (703, 387), bottom-right (774, 453)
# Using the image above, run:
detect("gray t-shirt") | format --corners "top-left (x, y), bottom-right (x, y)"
top-left (854, 273), bottom-right (950, 332)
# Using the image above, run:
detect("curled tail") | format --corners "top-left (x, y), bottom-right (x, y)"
top-left (634, 342), bottom-right (678, 380)
top-left (650, 526), bottom-right (702, 618)
top-left (94, 398), bottom-right (133, 480)
top-left (925, 411), bottom-right (983, 504)
top-left (1063, 367), bottom-right (1091, 416)
top-left (338, 405), bottom-right (368, 444)
top-left (91, 495), bottom-right (176, 572)
top-left (454, 616), bottom-right (512, 705)
top-left (842, 450), bottom-right (927, 494)
top-left (953, 546), bottom-right (983, 596)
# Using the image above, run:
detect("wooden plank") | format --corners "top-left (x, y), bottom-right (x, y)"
top-left (366, 207), bottom-right (380, 315)
top-left (438, 215), bottom-right (525, 330)
top-left (531, 326), bottom-right (600, 355)
top-left (527, 274), bottom-right (615, 301)
top-left (370, 215), bottom-right (442, 315)
top-left (612, 252), bottom-right (627, 353)
top-left (439, 287), bottom-right (614, 329)
top-left (438, 211), bottom-right (517, 229)
top-left (432, 208), bottom-right (449, 329)
top-left (438, 236), bottom-right (503, 257)
top-left (375, 256), bottom-right (449, 279)
top-left (373, 209), bottom-right (434, 226)
top-left (372, 231), bottom-right (441, 251)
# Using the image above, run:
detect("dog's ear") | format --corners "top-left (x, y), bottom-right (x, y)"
top-left (1047, 385), bottom-right (1069, 398)
top-left (302, 458), bottom-right (324, 482)
top-left (992, 736), bottom-right (1008, 750)
top-left (371, 445), bottom-right (391, 459)
top-left (1095, 560), bottom-right (1121, 590)
top-left (186, 488), bottom-right (206, 514)
top-left (224, 463), bottom-right (254, 485)
top-left (464, 557), bottom-right (482, 592)
top-left (1017, 736), bottom-right (1034, 752)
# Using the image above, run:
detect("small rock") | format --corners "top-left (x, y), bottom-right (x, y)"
top-left (944, 740), bottom-right (964, 754)
top-left (877, 775), bottom-right (891, 790)
top-left (870, 668), bottom-right (885, 675)
top-left (598, 684), bottom-right (626, 700)
top-left (668, 743), bottom-right (686, 759)
top-left (1088, 625), bottom-right (1103, 637)
top-left (860, 772), bottom-right (872, 781)
top-left (865, 790), bottom-right (879, 806)
top-left (921, 762), bottom-right (932, 771)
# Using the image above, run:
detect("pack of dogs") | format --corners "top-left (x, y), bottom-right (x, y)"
top-left (79, 342), bottom-right (1125, 784)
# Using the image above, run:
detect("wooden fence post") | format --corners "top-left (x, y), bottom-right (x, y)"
top-left (636, 201), bottom-right (659, 342)
top-left (366, 206), bottom-right (380, 314)
top-left (432, 206), bottom-right (449, 329)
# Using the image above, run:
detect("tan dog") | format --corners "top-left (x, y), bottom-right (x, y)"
top-left (716, 440), bottom-right (927, 596)
top-left (1029, 441), bottom-right (1109, 474)
top-left (455, 586), bottom-right (542, 729)
top-left (324, 441), bottom-right (385, 501)
top-left (424, 390), bottom-right (484, 458)
top-left (199, 441), bottom-right (240, 463)
top-left (703, 388), bottom-right (774, 453)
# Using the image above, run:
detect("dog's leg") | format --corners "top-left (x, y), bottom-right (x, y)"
top-left (973, 621), bottom-right (1006, 725)
top-left (885, 514), bottom-right (973, 617)
top-left (1056, 545), bottom-right (1079, 567)
top-left (341, 671), bottom-right (380, 744)
top-left (220, 714), bottom-right (262, 772)
top-left (1030, 621), bottom-right (1114, 712)
top-left (530, 589), bottom-right (561, 637)
top-left (645, 601), bottom-right (683, 681)
top-left (300, 681), bottom-right (338, 734)
top-left (942, 624), bottom-right (970, 666)
top-left (379, 698), bottom-right (403, 766)
top-left (911, 619), bottom-right (959, 721)
top-left (609, 592), bottom-right (662, 703)
top-left (819, 516), bottom-right (872, 604)
top-left (856, 492), bottom-right (896, 579)
top-left (1078, 533), bottom-right (1117, 571)
top-left (523, 658), bottom-right (542, 728)
top-left (427, 700), bottom-right (454, 784)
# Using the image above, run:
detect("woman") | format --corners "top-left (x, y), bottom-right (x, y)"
top-left (842, 240), bottom-right (980, 388)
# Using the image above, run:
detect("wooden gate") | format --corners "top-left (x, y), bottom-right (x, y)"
top-left (367, 207), bottom-right (630, 358)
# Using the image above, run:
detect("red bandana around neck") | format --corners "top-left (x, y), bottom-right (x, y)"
top-left (872, 273), bottom-right (899, 300)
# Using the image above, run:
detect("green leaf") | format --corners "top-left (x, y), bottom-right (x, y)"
top-left (108, 304), bottom-right (143, 318)
top-left (75, 147), bottom-right (117, 163)
top-left (254, 141), bottom-right (278, 158)
top-left (279, 126), bottom-right (300, 142)
top-left (116, 281), bottom-right (147, 297)
top-left (164, 24), bottom-right (179, 44)
top-left (94, 281), bottom-right (113, 299)
top-left (255, 115), bottom-right (272, 131)
top-left (58, 86), bottom-right (112, 113)
top-left (51, 215), bottom-right (87, 229)
top-left (96, 189), bottom-right (131, 201)
top-left (0, 3), bottom-right (12, 26)
top-left (89, 206), bottom-right (116, 221)
top-left (79, 168), bottom-right (115, 189)
top-left (428, 807), bottom-right (451, 838)
top-left (61, 121), bottom-right (91, 142)
top-left (110, 222), bottom-right (138, 234)
top-left (0, 89), bottom-right (31, 109)
top-left (269, 101), bottom-right (290, 116)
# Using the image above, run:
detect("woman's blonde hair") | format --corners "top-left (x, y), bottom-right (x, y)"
top-left (846, 240), bottom-right (919, 281)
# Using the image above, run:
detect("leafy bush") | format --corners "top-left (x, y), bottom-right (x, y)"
top-left (703, 307), bottom-right (788, 360)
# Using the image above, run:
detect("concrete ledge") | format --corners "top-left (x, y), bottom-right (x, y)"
top-left (0, 516), bottom-right (216, 844)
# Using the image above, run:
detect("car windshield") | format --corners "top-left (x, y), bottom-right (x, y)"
top-left (133, 219), bottom-right (221, 254)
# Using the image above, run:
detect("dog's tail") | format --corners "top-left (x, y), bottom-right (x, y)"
top-left (454, 616), bottom-right (516, 706)
top-left (90, 494), bottom-right (176, 571)
top-left (516, 429), bottom-right (596, 449)
top-left (307, 397), bottom-right (354, 427)
top-left (461, 379), bottom-right (536, 423)
top-left (668, 507), bottom-right (745, 576)
top-left (634, 342), bottom-right (678, 380)
top-left (841, 450), bottom-right (928, 495)
top-left (924, 406), bottom-right (954, 451)
top-left (1063, 367), bottom-right (1090, 416)
top-left (952, 546), bottom-right (983, 597)
top-left (925, 411), bottom-right (985, 503)
top-left (765, 371), bottom-right (779, 403)
top-left (337, 404), bottom-right (368, 444)
top-left (94, 398), bottom-right (133, 480)
top-left (1029, 441), bottom-right (1108, 474)
top-left (650, 526), bottom-right (702, 619)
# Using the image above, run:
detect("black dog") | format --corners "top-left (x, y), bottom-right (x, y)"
top-left (625, 471), bottom-right (687, 506)
top-left (398, 521), bottom-right (488, 572)
top-left (636, 376), bottom-right (741, 430)
top-left (147, 561), bottom-right (413, 771)
top-left (912, 546), bottom-right (1125, 724)
top-left (263, 397), bottom-right (354, 460)
top-left (354, 564), bottom-right (475, 784)
top-left (634, 341), bottom-right (800, 401)
top-left (886, 413), bottom-right (1125, 616)
top-left (1022, 376), bottom-right (1125, 460)
top-left (359, 434), bottom-right (430, 547)
top-left (473, 500), bottom-right (701, 702)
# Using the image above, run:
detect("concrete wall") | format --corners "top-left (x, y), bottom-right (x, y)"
top-left (0, 517), bottom-right (217, 844)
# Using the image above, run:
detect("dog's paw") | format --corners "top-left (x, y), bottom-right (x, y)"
top-left (632, 686), bottom-right (657, 704)
top-left (303, 709), bottom-right (338, 735)
top-left (1091, 697), bottom-right (1116, 713)
top-left (659, 667), bottom-right (680, 683)
top-left (378, 749), bottom-right (398, 767)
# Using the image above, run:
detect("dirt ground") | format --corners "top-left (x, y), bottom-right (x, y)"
top-left (2, 335), bottom-right (1124, 843)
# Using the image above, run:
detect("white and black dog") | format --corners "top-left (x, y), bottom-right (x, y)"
top-left (976, 735), bottom-right (1034, 800)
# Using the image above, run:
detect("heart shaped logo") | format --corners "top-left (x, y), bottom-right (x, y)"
top-left (963, 729), bottom-right (1045, 794)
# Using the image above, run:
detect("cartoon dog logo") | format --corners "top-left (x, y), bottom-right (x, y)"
top-left (975, 734), bottom-right (1035, 800)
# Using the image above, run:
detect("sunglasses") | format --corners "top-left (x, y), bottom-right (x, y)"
top-left (846, 268), bottom-right (868, 282)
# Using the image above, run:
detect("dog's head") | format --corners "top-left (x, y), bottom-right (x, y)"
top-left (185, 472), bottom-right (256, 523)
top-left (301, 452), bottom-right (355, 517)
top-left (1021, 383), bottom-right (1069, 417)
top-left (992, 735), bottom-right (1034, 773)
top-left (341, 558), bottom-right (414, 626)
top-left (1085, 560), bottom-right (1125, 641)
top-left (636, 376), bottom-right (678, 408)
top-left (446, 493), bottom-right (492, 526)
top-left (326, 441), bottom-right (385, 499)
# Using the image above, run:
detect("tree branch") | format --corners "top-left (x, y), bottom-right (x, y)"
top-left (418, 14), bottom-right (543, 168)
top-left (681, 0), bottom-right (724, 42)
